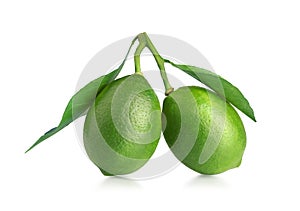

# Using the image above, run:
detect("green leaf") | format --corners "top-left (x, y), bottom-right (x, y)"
top-left (164, 59), bottom-right (256, 122)
top-left (26, 38), bottom-right (137, 153)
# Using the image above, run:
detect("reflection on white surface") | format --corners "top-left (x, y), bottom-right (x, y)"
top-left (185, 175), bottom-right (228, 188)
top-left (99, 176), bottom-right (143, 189)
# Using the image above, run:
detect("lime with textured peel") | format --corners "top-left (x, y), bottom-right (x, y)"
top-left (83, 74), bottom-right (161, 176)
top-left (162, 86), bottom-right (246, 175)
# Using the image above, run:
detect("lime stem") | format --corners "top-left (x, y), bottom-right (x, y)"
top-left (134, 41), bottom-right (146, 74)
top-left (136, 32), bottom-right (174, 95)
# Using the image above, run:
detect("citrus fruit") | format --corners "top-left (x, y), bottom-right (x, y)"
top-left (162, 86), bottom-right (246, 175)
top-left (83, 74), bottom-right (161, 175)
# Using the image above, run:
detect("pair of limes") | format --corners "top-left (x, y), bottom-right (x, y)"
top-left (84, 74), bottom-right (246, 176)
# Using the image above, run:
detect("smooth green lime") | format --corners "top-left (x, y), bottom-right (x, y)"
top-left (162, 86), bottom-right (246, 175)
top-left (83, 74), bottom-right (161, 175)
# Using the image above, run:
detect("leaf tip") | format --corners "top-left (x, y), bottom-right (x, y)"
top-left (24, 147), bottom-right (32, 154)
top-left (248, 107), bottom-right (257, 122)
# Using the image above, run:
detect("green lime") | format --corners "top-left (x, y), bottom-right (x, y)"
top-left (162, 86), bottom-right (246, 175)
top-left (83, 74), bottom-right (161, 175)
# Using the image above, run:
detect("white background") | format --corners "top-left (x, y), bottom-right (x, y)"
top-left (1, 0), bottom-right (299, 210)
